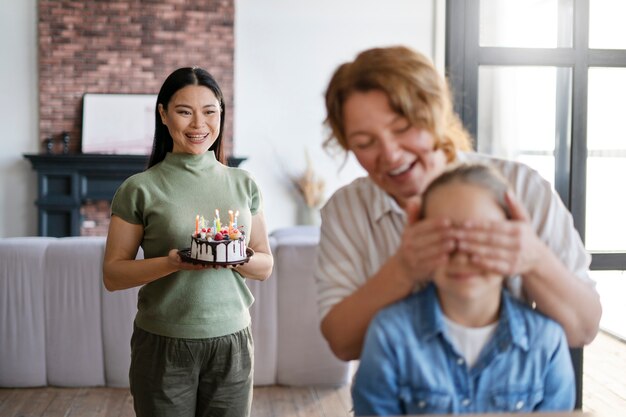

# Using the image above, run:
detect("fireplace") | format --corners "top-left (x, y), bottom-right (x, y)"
top-left (24, 153), bottom-right (245, 237)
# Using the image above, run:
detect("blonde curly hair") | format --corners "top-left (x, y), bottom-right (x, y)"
top-left (323, 46), bottom-right (473, 163)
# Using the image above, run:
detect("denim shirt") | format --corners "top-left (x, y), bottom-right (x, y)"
top-left (352, 284), bottom-right (575, 415)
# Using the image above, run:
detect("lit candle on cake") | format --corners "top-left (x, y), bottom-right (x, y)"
top-left (215, 209), bottom-right (221, 231)
top-left (200, 216), bottom-right (206, 237)
top-left (228, 210), bottom-right (234, 231)
top-left (195, 215), bottom-right (199, 235)
top-left (234, 210), bottom-right (239, 228)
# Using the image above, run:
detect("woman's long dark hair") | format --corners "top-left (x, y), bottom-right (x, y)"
top-left (147, 67), bottom-right (226, 168)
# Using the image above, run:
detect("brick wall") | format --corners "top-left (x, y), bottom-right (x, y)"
top-left (80, 200), bottom-right (111, 237)
top-left (38, 0), bottom-right (235, 156)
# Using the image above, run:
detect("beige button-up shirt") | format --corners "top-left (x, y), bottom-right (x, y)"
top-left (315, 152), bottom-right (593, 320)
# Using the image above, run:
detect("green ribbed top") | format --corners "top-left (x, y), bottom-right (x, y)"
top-left (111, 151), bottom-right (261, 338)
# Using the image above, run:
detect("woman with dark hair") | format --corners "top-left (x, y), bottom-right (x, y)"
top-left (148, 67), bottom-right (227, 168)
top-left (103, 67), bottom-right (273, 417)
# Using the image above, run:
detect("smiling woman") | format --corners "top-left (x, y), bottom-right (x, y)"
top-left (314, 46), bottom-right (601, 367)
top-left (147, 67), bottom-right (228, 168)
top-left (102, 67), bottom-right (274, 417)
top-left (342, 89), bottom-right (450, 205)
top-left (157, 85), bottom-right (222, 155)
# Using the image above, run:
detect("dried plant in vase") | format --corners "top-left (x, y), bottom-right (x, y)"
top-left (292, 150), bottom-right (326, 209)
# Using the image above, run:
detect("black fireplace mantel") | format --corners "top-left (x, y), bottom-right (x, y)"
top-left (24, 153), bottom-right (246, 237)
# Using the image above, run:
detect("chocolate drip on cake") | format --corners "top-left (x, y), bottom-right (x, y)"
top-left (191, 235), bottom-right (244, 262)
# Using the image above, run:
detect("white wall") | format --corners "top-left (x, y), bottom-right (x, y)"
top-left (0, 0), bottom-right (442, 237)
top-left (234, 0), bottom-right (442, 233)
top-left (0, 0), bottom-right (39, 237)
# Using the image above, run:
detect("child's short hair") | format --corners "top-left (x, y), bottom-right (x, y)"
top-left (420, 163), bottom-right (512, 220)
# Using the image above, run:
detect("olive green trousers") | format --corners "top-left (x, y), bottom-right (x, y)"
top-left (129, 325), bottom-right (253, 417)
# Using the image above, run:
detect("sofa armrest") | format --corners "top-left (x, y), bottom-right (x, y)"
top-left (272, 228), bottom-right (352, 387)
top-left (246, 236), bottom-right (278, 385)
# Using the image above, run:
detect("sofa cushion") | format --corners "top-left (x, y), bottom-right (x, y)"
top-left (45, 237), bottom-right (106, 387)
top-left (0, 237), bottom-right (54, 387)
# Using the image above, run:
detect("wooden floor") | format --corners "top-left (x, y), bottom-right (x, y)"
top-left (0, 331), bottom-right (624, 417)
top-left (583, 330), bottom-right (626, 415)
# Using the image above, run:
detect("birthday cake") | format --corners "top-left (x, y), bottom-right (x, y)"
top-left (189, 210), bottom-right (248, 263)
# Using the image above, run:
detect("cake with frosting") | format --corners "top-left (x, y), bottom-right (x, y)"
top-left (189, 210), bottom-right (248, 263)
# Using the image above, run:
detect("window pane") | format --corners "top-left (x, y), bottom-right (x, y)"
top-left (586, 68), bottom-right (626, 252)
top-left (479, 0), bottom-right (573, 48)
top-left (477, 66), bottom-right (572, 186)
top-left (589, 0), bottom-right (626, 50)
top-left (589, 271), bottom-right (626, 340)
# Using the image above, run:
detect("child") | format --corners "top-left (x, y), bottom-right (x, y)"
top-left (352, 163), bottom-right (575, 415)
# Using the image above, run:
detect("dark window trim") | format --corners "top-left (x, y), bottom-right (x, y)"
top-left (445, 0), bottom-right (626, 409)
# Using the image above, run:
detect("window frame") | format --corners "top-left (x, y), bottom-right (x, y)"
top-left (445, 0), bottom-right (626, 409)
top-left (446, 0), bottom-right (626, 268)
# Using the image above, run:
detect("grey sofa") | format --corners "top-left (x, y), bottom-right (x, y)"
top-left (0, 227), bottom-right (351, 388)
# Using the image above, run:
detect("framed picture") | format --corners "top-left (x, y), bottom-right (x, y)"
top-left (81, 93), bottom-right (157, 155)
